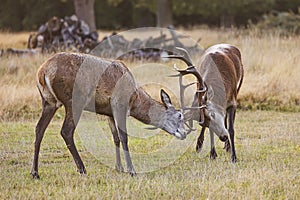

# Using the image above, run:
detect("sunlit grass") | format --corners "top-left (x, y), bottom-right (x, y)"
top-left (181, 28), bottom-right (300, 111)
top-left (0, 111), bottom-right (299, 199)
top-left (1, 28), bottom-right (300, 121)
top-left (0, 31), bottom-right (31, 49)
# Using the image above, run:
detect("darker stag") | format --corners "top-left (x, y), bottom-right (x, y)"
top-left (166, 44), bottom-right (244, 162)
top-left (31, 52), bottom-right (187, 178)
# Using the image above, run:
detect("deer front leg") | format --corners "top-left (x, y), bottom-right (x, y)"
top-left (108, 117), bottom-right (124, 172)
top-left (196, 127), bottom-right (206, 153)
top-left (227, 106), bottom-right (237, 163)
top-left (118, 128), bottom-right (136, 176)
top-left (112, 107), bottom-right (136, 176)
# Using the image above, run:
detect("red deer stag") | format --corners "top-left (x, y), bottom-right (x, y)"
top-left (31, 52), bottom-right (187, 178)
top-left (166, 44), bottom-right (244, 162)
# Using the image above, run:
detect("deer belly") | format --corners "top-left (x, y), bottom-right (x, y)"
top-left (84, 95), bottom-right (112, 116)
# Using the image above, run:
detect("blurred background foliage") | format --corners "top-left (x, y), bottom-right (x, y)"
top-left (0, 0), bottom-right (299, 32)
top-left (254, 9), bottom-right (300, 34)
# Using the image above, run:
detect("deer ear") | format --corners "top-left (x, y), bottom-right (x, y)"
top-left (160, 89), bottom-right (172, 108)
top-left (207, 85), bottom-right (214, 101)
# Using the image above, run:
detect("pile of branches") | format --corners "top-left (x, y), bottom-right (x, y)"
top-left (3, 18), bottom-right (202, 60)
top-left (28, 15), bottom-right (99, 53)
top-left (93, 26), bottom-right (202, 60)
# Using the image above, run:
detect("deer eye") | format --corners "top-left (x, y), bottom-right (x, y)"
top-left (178, 113), bottom-right (183, 120)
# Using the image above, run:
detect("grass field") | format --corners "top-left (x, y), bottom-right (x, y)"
top-left (0, 28), bottom-right (300, 199)
top-left (0, 111), bottom-right (299, 199)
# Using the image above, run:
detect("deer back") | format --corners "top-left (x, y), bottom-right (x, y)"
top-left (37, 52), bottom-right (135, 115)
top-left (199, 44), bottom-right (244, 108)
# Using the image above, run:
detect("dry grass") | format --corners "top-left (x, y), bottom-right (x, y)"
top-left (0, 31), bottom-right (30, 49)
top-left (0, 53), bottom-right (50, 120)
top-left (180, 28), bottom-right (300, 110)
top-left (1, 28), bottom-right (299, 121)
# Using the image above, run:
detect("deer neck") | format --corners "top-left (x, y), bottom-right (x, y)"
top-left (129, 88), bottom-right (166, 128)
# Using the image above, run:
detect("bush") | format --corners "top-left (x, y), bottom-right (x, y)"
top-left (255, 9), bottom-right (300, 35)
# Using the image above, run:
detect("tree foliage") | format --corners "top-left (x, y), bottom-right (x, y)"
top-left (173, 0), bottom-right (276, 26)
top-left (0, 0), bottom-right (73, 31)
top-left (0, 0), bottom-right (299, 31)
top-left (255, 10), bottom-right (300, 34)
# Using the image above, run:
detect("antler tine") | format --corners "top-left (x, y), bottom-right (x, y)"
top-left (163, 55), bottom-right (193, 67)
top-left (196, 88), bottom-right (207, 93)
top-left (184, 121), bottom-right (196, 135)
top-left (175, 47), bottom-right (193, 65)
top-left (145, 126), bottom-right (158, 130)
top-left (162, 46), bottom-right (194, 66)
top-left (164, 52), bottom-right (207, 92)
top-left (164, 47), bottom-right (208, 133)
top-left (183, 105), bottom-right (206, 111)
top-left (178, 66), bottom-right (207, 92)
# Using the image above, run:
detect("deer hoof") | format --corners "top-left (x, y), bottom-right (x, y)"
top-left (129, 172), bottom-right (137, 177)
top-left (231, 155), bottom-right (237, 163)
top-left (196, 142), bottom-right (203, 153)
top-left (78, 168), bottom-right (87, 175)
top-left (210, 148), bottom-right (218, 160)
top-left (196, 137), bottom-right (204, 153)
top-left (128, 169), bottom-right (137, 177)
top-left (196, 145), bottom-right (202, 153)
top-left (30, 171), bottom-right (40, 179)
top-left (115, 165), bottom-right (124, 172)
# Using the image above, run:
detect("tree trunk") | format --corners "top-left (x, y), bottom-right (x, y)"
top-left (73, 0), bottom-right (96, 31)
top-left (220, 14), bottom-right (235, 28)
top-left (156, 0), bottom-right (173, 27)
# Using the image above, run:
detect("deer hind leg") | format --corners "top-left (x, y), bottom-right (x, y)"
top-left (209, 129), bottom-right (218, 160)
top-left (60, 102), bottom-right (86, 175)
top-left (31, 100), bottom-right (58, 179)
top-left (227, 105), bottom-right (237, 163)
top-left (108, 117), bottom-right (124, 172)
top-left (196, 127), bottom-right (206, 153)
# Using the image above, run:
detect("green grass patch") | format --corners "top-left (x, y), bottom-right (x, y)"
top-left (0, 111), bottom-right (299, 199)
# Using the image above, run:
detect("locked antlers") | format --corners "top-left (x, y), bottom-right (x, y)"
top-left (164, 47), bottom-right (207, 134)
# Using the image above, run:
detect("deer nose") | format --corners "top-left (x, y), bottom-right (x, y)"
top-left (180, 133), bottom-right (186, 140)
top-left (174, 131), bottom-right (186, 140)
top-left (219, 135), bottom-right (228, 142)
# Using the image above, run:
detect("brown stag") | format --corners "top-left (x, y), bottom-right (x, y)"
top-left (31, 52), bottom-right (187, 178)
top-left (166, 44), bottom-right (244, 162)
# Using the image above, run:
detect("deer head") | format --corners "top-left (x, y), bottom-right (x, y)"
top-left (164, 47), bottom-right (231, 140)
top-left (159, 89), bottom-right (186, 140)
top-left (164, 44), bottom-right (243, 162)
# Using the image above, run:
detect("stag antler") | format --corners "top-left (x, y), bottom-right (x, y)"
top-left (166, 47), bottom-right (206, 91)
top-left (163, 47), bottom-right (208, 134)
